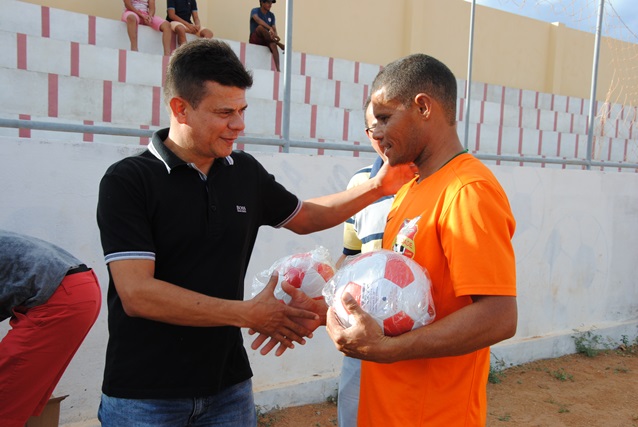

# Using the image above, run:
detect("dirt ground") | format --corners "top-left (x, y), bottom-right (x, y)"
top-left (257, 345), bottom-right (638, 427)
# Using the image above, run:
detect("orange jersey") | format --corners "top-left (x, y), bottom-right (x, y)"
top-left (359, 153), bottom-right (516, 427)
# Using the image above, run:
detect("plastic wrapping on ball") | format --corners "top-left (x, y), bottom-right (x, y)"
top-left (323, 249), bottom-right (435, 336)
top-left (252, 246), bottom-right (336, 304)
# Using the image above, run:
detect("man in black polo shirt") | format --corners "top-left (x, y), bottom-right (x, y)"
top-left (166, 0), bottom-right (213, 47)
top-left (96, 39), bottom-right (412, 426)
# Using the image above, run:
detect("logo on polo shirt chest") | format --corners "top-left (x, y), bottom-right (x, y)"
top-left (236, 205), bottom-right (247, 213)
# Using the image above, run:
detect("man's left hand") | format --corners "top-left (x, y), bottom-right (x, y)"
top-left (325, 291), bottom-right (391, 362)
top-left (250, 281), bottom-right (327, 356)
top-left (375, 162), bottom-right (418, 196)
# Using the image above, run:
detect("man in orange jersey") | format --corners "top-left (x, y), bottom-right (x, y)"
top-left (325, 53), bottom-right (518, 426)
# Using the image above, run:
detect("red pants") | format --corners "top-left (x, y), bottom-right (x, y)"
top-left (0, 270), bottom-right (101, 427)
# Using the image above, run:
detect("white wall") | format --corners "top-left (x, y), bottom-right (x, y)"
top-left (1, 136), bottom-right (637, 424)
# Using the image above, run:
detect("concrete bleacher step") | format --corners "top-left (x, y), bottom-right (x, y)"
top-left (2, 0), bottom-right (635, 165)
top-left (2, 0), bottom-right (384, 84)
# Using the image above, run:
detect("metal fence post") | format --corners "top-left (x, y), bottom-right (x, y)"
top-left (463, 0), bottom-right (476, 151)
top-left (586, 0), bottom-right (605, 170)
top-left (281, 0), bottom-right (294, 153)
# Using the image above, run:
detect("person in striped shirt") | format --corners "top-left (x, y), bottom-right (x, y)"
top-left (335, 98), bottom-right (395, 427)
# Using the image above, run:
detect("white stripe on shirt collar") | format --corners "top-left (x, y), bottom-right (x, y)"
top-left (149, 138), bottom-right (235, 174)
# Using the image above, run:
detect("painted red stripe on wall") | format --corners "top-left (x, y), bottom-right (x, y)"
top-left (334, 81), bottom-right (340, 108)
top-left (239, 42), bottom-right (246, 65)
top-left (304, 76), bottom-right (311, 104)
top-left (275, 100), bottom-right (282, 136)
top-left (536, 109), bottom-right (541, 130)
top-left (310, 105), bottom-right (317, 139)
top-left (89, 16), bottom-right (96, 45)
top-left (71, 42), bottom-right (80, 77)
top-left (17, 33), bottom-right (27, 70)
top-left (140, 125), bottom-right (150, 146)
top-left (83, 120), bottom-right (94, 142)
top-left (479, 101), bottom-right (485, 124)
top-left (328, 57), bottom-right (334, 80)
top-left (273, 72), bottom-right (279, 101)
top-left (342, 110), bottom-right (349, 141)
top-left (41, 7), bottom-right (50, 38)
top-left (152, 87), bottom-right (161, 126)
top-left (19, 114), bottom-right (31, 138)
top-left (118, 49), bottom-right (126, 82)
top-left (48, 74), bottom-right (58, 118)
top-left (556, 132), bottom-right (562, 157)
top-left (103, 81), bottom-right (112, 123)
top-left (518, 106), bottom-right (522, 128)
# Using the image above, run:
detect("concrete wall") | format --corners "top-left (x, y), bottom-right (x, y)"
top-left (1, 135), bottom-right (637, 424)
top-left (1, 0), bottom-right (637, 424)
top-left (18, 0), bottom-right (638, 102)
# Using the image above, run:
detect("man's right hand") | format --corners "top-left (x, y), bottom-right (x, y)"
top-left (245, 271), bottom-right (320, 353)
top-left (250, 280), bottom-right (328, 356)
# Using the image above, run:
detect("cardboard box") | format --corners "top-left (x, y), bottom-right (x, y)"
top-left (25, 395), bottom-right (68, 427)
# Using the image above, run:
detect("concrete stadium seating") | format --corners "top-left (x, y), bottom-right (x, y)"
top-left (1, 0), bottom-right (636, 168)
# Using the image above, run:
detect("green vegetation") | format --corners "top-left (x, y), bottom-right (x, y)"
top-left (550, 367), bottom-right (573, 382)
top-left (572, 330), bottom-right (608, 357)
top-left (256, 405), bottom-right (280, 427)
top-left (489, 355), bottom-right (507, 384)
top-left (572, 328), bottom-right (638, 358)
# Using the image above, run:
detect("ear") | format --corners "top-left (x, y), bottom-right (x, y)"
top-left (169, 97), bottom-right (189, 124)
top-left (414, 93), bottom-right (432, 120)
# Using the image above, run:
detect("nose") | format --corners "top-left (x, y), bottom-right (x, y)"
top-left (371, 126), bottom-right (382, 141)
top-left (229, 111), bottom-right (245, 131)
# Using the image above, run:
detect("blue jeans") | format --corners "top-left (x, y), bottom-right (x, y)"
top-left (98, 379), bottom-right (257, 427)
top-left (338, 356), bottom-right (361, 427)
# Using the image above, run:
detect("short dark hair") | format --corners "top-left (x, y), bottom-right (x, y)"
top-left (371, 54), bottom-right (457, 125)
top-left (164, 39), bottom-right (253, 109)
top-left (363, 95), bottom-right (372, 129)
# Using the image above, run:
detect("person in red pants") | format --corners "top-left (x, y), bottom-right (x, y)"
top-left (0, 229), bottom-right (101, 427)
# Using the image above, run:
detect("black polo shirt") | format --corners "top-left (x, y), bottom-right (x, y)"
top-left (97, 128), bottom-right (301, 399)
top-left (166, 0), bottom-right (197, 23)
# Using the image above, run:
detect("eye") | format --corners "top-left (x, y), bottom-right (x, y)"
top-left (377, 115), bottom-right (390, 125)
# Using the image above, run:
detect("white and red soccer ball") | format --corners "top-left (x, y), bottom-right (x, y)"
top-left (253, 247), bottom-right (336, 304)
top-left (323, 249), bottom-right (435, 336)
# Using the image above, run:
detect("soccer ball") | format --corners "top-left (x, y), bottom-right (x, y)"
top-left (253, 247), bottom-right (336, 304)
top-left (323, 249), bottom-right (435, 336)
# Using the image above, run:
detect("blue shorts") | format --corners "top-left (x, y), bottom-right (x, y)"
top-left (98, 379), bottom-right (257, 427)
top-left (338, 356), bottom-right (361, 427)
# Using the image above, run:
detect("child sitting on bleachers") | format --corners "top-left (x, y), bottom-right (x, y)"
top-left (122, 0), bottom-right (172, 56)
